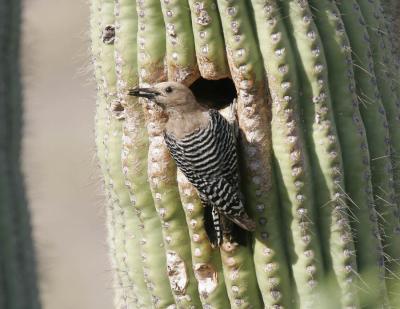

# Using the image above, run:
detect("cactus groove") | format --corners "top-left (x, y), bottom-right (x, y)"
top-left (90, 0), bottom-right (400, 307)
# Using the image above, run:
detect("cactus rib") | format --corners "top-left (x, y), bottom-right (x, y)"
top-left (138, 0), bottom-right (202, 307)
top-left (309, 0), bottom-right (389, 306)
top-left (250, 0), bottom-right (328, 307)
top-left (92, 0), bottom-right (150, 307)
top-left (160, 0), bottom-right (200, 85)
top-left (115, 0), bottom-right (176, 307)
top-left (280, 1), bottom-right (360, 307)
top-left (188, 0), bottom-right (230, 79)
top-left (356, 1), bottom-right (400, 297)
top-left (216, 0), bottom-right (291, 307)
top-left (176, 171), bottom-right (231, 308)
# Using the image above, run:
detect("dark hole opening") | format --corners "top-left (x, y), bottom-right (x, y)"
top-left (190, 77), bottom-right (237, 110)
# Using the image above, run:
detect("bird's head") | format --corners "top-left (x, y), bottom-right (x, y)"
top-left (128, 81), bottom-right (196, 112)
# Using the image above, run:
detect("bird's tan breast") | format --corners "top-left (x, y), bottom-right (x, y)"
top-left (165, 110), bottom-right (210, 139)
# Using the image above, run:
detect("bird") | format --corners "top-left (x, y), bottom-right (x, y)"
top-left (128, 81), bottom-right (256, 247)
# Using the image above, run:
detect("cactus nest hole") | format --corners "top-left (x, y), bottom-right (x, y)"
top-left (190, 77), bottom-right (237, 110)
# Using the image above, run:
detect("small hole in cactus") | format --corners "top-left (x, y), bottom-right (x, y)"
top-left (102, 25), bottom-right (115, 44)
top-left (111, 99), bottom-right (125, 120)
top-left (190, 77), bottom-right (237, 110)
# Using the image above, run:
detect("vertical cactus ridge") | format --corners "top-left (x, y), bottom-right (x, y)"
top-left (384, 1), bottom-right (400, 61)
top-left (104, 104), bottom-right (143, 309)
top-left (136, 0), bottom-right (166, 86)
top-left (146, 127), bottom-right (202, 307)
top-left (337, 0), bottom-right (393, 305)
top-left (308, 0), bottom-right (387, 306)
top-left (98, 3), bottom-right (138, 307)
top-left (380, 0), bottom-right (400, 73)
top-left (115, 0), bottom-right (176, 307)
top-left (216, 0), bottom-right (263, 84)
top-left (138, 2), bottom-right (202, 308)
top-left (215, 1), bottom-right (280, 308)
top-left (177, 171), bottom-right (231, 308)
top-left (122, 109), bottom-right (176, 308)
top-left (91, 0), bottom-right (150, 307)
top-left (280, 1), bottom-right (359, 307)
top-left (160, 0), bottom-right (200, 85)
top-left (250, 1), bottom-right (325, 307)
top-left (113, 6), bottom-right (147, 305)
top-left (188, 0), bottom-right (229, 80)
top-left (357, 0), bottom-right (400, 213)
top-left (381, 0), bottom-right (398, 49)
top-left (356, 1), bottom-right (400, 296)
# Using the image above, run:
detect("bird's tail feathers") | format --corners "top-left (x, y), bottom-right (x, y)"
top-left (221, 215), bottom-right (249, 246)
top-left (226, 213), bottom-right (256, 232)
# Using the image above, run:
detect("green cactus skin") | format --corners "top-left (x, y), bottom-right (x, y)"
top-left (160, 0), bottom-right (200, 85)
top-left (122, 106), bottom-right (176, 309)
top-left (114, 4), bottom-right (156, 306)
top-left (356, 0), bottom-right (400, 296)
top-left (115, 0), bottom-right (176, 307)
top-left (187, 0), bottom-right (229, 80)
top-left (390, 1), bottom-right (400, 60)
top-left (357, 0), bottom-right (400, 204)
top-left (215, 1), bottom-right (292, 307)
top-left (363, 0), bottom-right (400, 193)
top-left (217, 1), bottom-right (266, 308)
top-left (338, 0), bottom-right (396, 304)
top-left (145, 120), bottom-right (203, 307)
top-left (251, 1), bottom-right (328, 307)
top-left (381, 0), bottom-right (399, 46)
top-left (380, 1), bottom-right (400, 67)
top-left (136, 0), bottom-right (166, 86)
top-left (138, 1), bottom-right (203, 307)
top-left (308, 0), bottom-right (388, 306)
top-left (97, 2), bottom-right (140, 307)
top-left (0, 0), bottom-right (40, 308)
top-left (280, 1), bottom-right (360, 307)
top-left (91, 0), bottom-right (151, 307)
top-left (176, 172), bottom-right (231, 308)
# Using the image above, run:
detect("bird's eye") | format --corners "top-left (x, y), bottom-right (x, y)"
top-left (165, 86), bottom-right (173, 93)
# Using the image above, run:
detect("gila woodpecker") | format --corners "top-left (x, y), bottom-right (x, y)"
top-left (129, 81), bottom-right (256, 247)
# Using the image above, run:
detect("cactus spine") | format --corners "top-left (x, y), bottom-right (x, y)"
top-left (90, 0), bottom-right (400, 307)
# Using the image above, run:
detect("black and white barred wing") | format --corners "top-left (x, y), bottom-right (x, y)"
top-left (164, 110), bottom-right (255, 232)
top-left (164, 110), bottom-right (238, 186)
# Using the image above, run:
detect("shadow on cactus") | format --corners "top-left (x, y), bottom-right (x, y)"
top-left (90, 0), bottom-right (400, 308)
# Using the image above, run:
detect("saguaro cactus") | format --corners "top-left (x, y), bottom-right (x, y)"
top-left (0, 1), bottom-right (41, 308)
top-left (90, 0), bottom-right (400, 308)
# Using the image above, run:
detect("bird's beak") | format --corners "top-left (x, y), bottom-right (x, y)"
top-left (128, 87), bottom-right (160, 100)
